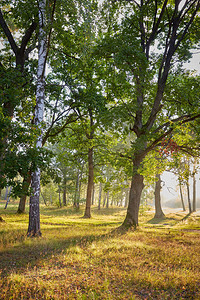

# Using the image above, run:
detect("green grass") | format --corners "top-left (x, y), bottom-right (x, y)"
top-left (0, 201), bottom-right (200, 299)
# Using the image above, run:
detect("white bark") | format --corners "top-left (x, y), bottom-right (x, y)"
top-left (28, 0), bottom-right (47, 236)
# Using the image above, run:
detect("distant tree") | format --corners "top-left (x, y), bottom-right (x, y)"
top-left (154, 174), bottom-right (165, 219)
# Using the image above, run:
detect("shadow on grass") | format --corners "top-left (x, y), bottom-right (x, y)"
top-left (147, 216), bottom-right (178, 225)
top-left (40, 206), bottom-right (126, 217)
top-left (181, 213), bottom-right (192, 221)
top-left (0, 223), bottom-right (124, 277)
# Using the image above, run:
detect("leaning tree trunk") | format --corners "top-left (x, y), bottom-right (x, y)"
top-left (154, 174), bottom-right (165, 218)
top-left (27, 0), bottom-right (47, 237)
top-left (84, 147), bottom-right (94, 218)
top-left (122, 156), bottom-right (144, 228)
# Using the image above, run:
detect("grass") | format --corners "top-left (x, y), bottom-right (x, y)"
top-left (0, 201), bottom-right (200, 299)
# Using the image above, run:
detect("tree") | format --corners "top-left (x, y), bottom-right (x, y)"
top-left (98, 0), bottom-right (200, 228)
top-left (27, 0), bottom-right (47, 237)
top-left (0, 2), bottom-right (37, 191)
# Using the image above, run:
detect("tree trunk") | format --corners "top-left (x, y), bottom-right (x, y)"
top-left (27, 0), bottom-right (46, 237)
top-left (186, 181), bottom-right (192, 214)
top-left (63, 179), bottom-right (67, 206)
top-left (59, 186), bottom-right (62, 207)
top-left (74, 169), bottom-right (80, 209)
top-left (179, 183), bottom-right (186, 211)
top-left (4, 187), bottom-right (12, 209)
top-left (41, 191), bottom-right (47, 206)
top-left (122, 156), bottom-right (144, 228)
top-left (4, 186), bottom-right (9, 200)
top-left (154, 174), bottom-right (165, 218)
top-left (103, 193), bottom-right (106, 207)
top-left (17, 173), bottom-right (31, 213)
top-left (106, 191), bottom-right (109, 208)
top-left (124, 187), bottom-right (129, 207)
top-left (192, 163), bottom-right (196, 212)
top-left (18, 195), bottom-right (27, 213)
top-left (84, 147), bottom-right (94, 218)
top-left (92, 182), bottom-right (95, 205)
top-left (98, 182), bottom-right (102, 210)
top-left (28, 170), bottom-right (42, 236)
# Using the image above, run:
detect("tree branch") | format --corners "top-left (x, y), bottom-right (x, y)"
top-left (145, 113), bottom-right (200, 154)
top-left (0, 9), bottom-right (18, 55)
top-left (20, 21), bottom-right (37, 53)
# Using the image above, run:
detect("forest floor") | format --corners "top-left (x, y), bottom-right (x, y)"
top-left (0, 201), bottom-right (200, 299)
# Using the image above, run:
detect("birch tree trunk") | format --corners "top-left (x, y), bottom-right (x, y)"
top-left (27, 0), bottom-right (47, 237)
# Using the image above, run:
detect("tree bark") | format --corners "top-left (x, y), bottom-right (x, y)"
top-left (27, 0), bottom-right (47, 237)
top-left (17, 173), bottom-right (31, 213)
top-left (63, 177), bottom-right (67, 206)
top-left (4, 187), bottom-right (12, 209)
top-left (4, 186), bottom-right (9, 200)
top-left (28, 169), bottom-right (42, 236)
top-left (84, 147), bottom-right (94, 218)
top-left (103, 193), bottom-right (106, 207)
top-left (154, 174), bottom-right (165, 218)
top-left (186, 181), bottom-right (192, 214)
top-left (59, 186), bottom-right (62, 207)
top-left (98, 182), bottom-right (102, 210)
top-left (106, 191), bottom-right (109, 208)
top-left (74, 169), bottom-right (80, 209)
top-left (124, 187), bottom-right (129, 208)
top-left (179, 183), bottom-right (186, 211)
top-left (92, 182), bottom-right (95, 205)
top-left (122, 156), bottom-right (144, 228)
